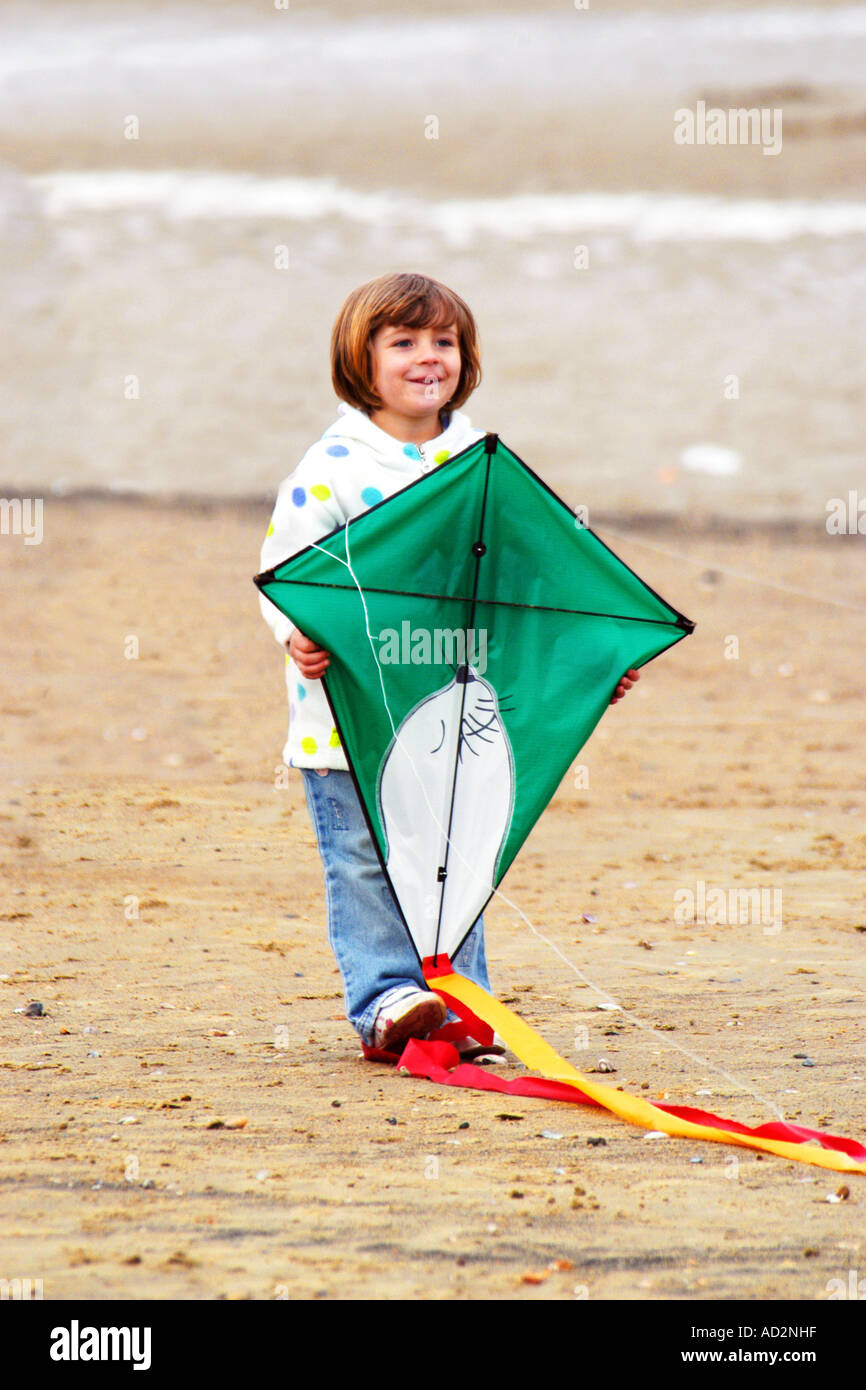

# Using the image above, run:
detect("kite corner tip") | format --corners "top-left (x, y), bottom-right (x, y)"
top-left (677, 615), bottom-right (697, 635)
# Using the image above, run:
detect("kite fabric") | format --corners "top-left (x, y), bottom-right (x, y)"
top-left (255, 431), bottom-right (865, 1173)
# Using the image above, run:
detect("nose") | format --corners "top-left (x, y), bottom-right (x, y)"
top-left (416, 333), bottom-right (441, 361)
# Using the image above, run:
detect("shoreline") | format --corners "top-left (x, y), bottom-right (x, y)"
top-left (2, 486), bottom-right (862, 545)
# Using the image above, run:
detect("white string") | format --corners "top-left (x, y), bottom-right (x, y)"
top-left (602, 526), bottom-right (866, 615)
top-left (309, 537), bottom-right (458, 824)
top-left (490, 889), bottom-right (783, 1117)
top-left (309, 526), bottom-right (785, 1120)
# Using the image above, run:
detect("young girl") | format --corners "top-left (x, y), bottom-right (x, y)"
top-left (259, 271), bottom-right (638, 1056)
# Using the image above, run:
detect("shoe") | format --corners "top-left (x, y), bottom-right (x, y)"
top-left (372, 988), bottom-right (447, 1053)
top-left (456, 1032), bottom-right (506, 1063)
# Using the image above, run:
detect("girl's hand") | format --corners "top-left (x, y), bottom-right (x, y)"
top-left (288, 628), bottom-right (331, 680)
top-left (610, 668), bottom-right (640, 704)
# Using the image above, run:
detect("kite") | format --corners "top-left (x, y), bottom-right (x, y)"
top-left (255, 433), bottom-right (866, 1174)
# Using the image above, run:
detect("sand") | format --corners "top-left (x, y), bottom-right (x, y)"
top-left (1, 496), bottom-right (863, 1300)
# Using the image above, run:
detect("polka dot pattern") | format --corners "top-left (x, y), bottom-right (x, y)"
top-left (275, 416), bottom-right (484, 771)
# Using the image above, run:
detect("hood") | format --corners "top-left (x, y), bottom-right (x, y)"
top-left (321, 402), bottom-right (482, 468)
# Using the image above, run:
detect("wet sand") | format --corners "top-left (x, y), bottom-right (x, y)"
top-left (7, 4), bottom-right (866, 201)
top-left (1, 497), bottom-right (863, 1300)
top-left (2, 1), bottom-right (865, 513)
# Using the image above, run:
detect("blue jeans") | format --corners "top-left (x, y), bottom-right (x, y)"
top-left (300, 768), bottom-right (491, 1045)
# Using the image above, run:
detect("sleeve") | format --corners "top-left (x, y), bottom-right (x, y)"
top-left (258, 447), bottom-right (346, 649)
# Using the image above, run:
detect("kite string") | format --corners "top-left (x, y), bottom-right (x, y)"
top-left (492, 889), bottom-right (784, 1119)
top-left (601, 526), bottom-right (866, 614)
top-left (310, 529), bottom-right (785, 1122)
top-left (308, 538), bottom-right (451, 821)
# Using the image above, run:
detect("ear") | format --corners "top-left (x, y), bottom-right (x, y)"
top-left (365, 339), bottom-right (383, 409)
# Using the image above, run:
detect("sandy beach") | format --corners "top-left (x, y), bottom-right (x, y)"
top-left (1, 497), bottom-right (863, 1300)
top-left (2, 0), bottom-right (865, 1308)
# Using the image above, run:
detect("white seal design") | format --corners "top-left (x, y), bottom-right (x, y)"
top-left (376, 668), bottom-right (515, 960)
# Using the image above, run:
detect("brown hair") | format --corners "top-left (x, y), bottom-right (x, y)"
top-left (330, 271), bottom-right (482, 414)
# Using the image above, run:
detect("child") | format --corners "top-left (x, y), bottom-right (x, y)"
top-left (259, 271), bottom-right (639, 1056)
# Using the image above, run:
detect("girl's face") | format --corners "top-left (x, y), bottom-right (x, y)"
top-left (368, 320), bottom-right (461, 423)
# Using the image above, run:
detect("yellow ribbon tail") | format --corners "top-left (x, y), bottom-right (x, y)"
top-left (428, 968), bottom-right (866, 1176)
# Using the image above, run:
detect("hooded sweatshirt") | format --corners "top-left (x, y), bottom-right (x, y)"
top-left (259, 402), bottom-right (486, 770)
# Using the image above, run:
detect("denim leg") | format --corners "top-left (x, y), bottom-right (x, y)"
top-left (452, 915), bottom-right (492, 993)
top-left (301, 768), bottom-right (423, 1044)
top-left (300, 768), bottom-right (492, 1042)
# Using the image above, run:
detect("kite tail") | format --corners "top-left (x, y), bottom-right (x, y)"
top-left (397, 958), bottom-right (866, 1176)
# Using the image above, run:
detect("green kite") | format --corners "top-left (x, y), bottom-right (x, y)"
top-left (255, 432), bottom-right (694, 964)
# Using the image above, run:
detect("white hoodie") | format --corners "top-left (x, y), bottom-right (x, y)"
top-left (259, 402), bottom-right (486, 770)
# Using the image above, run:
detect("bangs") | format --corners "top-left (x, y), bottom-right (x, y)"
top-left (376, 283), bottom-right (462, 333)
